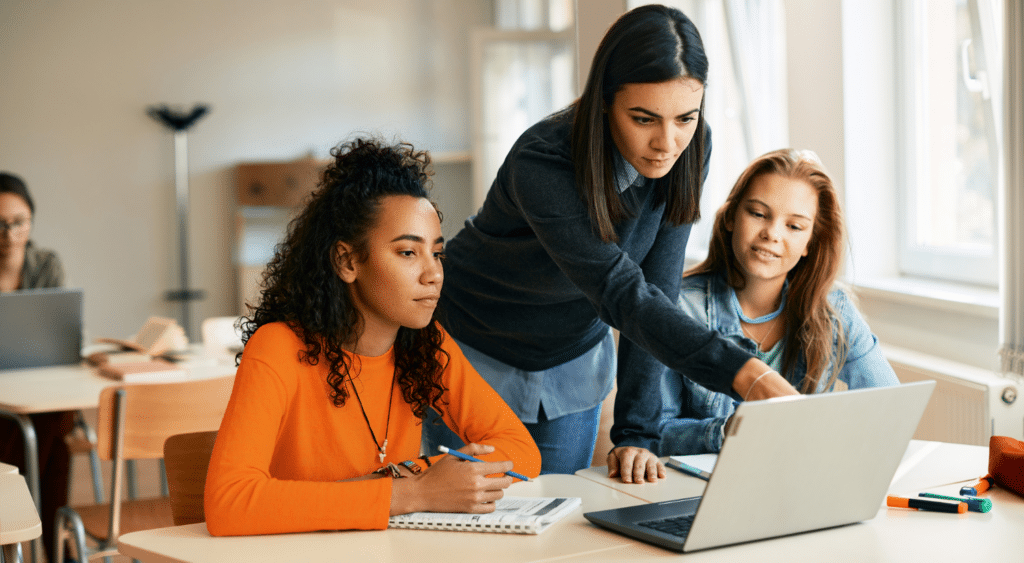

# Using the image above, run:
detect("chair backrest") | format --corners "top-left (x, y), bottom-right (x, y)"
top-left (164, 431), bottom-right (219, 526)
top-left (201, 316), bottom-right (244, 358)
top-left (95, 375), bottom-right (235, 461)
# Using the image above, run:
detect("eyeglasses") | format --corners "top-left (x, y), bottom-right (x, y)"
top-left (0, 218), bottom-right (31, 235)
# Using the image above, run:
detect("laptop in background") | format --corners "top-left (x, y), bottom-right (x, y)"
top-left (0, 287), bottom-right (83, 370)
top-left (584, 380), bottom-right (935, 552)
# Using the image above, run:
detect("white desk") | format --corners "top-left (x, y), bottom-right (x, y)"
top-left (116, 445), bottom-right (1024, 563)
top-left (0, 474), bottom-right (42, 563)
top-left (0, 361), bottom-right (235, 563)
top-left (574, 440), bottom-right (992, 502)
top-left (1, 462), bottom-right (18, 475)
top-left (572, 441), bottom-right (1024, 562)
top-left (117, 474), bottom-right (646, 563)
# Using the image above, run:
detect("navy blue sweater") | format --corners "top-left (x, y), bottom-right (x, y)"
top-left (438, 108), bottom-right (753, 450)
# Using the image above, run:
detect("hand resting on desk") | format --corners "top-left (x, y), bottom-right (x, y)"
top-left (390, 443), bottom-right (515, 516)
top-left (607, 446), bottom-right (666, 484)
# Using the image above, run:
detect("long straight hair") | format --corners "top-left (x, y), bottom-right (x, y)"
top-left (572, 4), bottom-right (709, 242)
top-left (687, 149), bottom-right (847, 393)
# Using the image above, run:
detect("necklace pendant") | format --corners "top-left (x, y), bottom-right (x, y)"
top-left (378, 438), bottom-right (388, 463)
top-left (378, 451), bottom-right (385, 463)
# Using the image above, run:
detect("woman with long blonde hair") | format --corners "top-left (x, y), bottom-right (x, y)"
top-left (658, 149), bottom-right (898, 455)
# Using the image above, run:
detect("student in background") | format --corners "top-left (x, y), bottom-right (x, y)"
top-left (424, 4), bottom-right (798, 482)
top-left (0, 172), bottom-right (63, 291)
top-left (657, 149), bottom-right (899, 455)
top-left (0, 171), bottom-right (71, 560)
top-left (204, 138), bottom-right (540, 536)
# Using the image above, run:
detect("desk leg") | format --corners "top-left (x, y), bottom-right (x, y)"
top-left (0, 411), bottom-right (42, 563)
top-left (2, 542), bottom-right (23, 563)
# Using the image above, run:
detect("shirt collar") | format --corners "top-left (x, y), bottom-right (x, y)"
top-left (613, 152), bottom-right (642, 194)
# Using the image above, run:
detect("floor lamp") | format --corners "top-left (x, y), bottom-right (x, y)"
top-left (147, 103), bottom-right (209, 340)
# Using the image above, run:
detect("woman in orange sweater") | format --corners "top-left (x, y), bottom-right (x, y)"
top-left (204, 138), bottom-right (541, 536)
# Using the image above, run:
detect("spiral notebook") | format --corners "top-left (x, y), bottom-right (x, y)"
top-left (388, 496), bottom-right (581, 534)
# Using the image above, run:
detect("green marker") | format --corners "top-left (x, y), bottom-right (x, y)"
top-left (918, 492), bottom-right (992, 513)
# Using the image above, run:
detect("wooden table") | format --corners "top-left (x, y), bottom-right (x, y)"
top-left (117, 446), bottom-right (1024, 563)
top-left (0, 474), bottom-right (42, 563)
top-left (117, 474), bottom-right (645, 563)
top-left (0, 360), bottom-right (235, 563)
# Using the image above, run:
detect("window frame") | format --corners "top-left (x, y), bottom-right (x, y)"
top-left (894, 0), bottom-right (1003, 287)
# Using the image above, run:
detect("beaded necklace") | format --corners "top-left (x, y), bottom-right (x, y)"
top-left (348, 368), bottom-right (396, 464)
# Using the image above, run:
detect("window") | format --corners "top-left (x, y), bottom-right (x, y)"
top-left (470, 0), bottom-right (576, 207)
top-left (897, 0), bottom-right (1004, 286)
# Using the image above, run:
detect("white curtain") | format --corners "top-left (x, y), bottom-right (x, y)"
top-left (1000, 0), bottom-right (1024, 383)
top-left (722, 0), bottom-right (788, 158)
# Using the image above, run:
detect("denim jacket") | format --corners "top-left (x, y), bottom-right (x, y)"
top-left (657, 272), bottom-right (899, 455)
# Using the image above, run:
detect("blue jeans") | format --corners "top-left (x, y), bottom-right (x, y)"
top-left (421, 402), bottom-right (602, 475)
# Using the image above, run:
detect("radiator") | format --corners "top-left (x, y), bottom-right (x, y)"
top-left (883, 345), bottom-right (1024, 445)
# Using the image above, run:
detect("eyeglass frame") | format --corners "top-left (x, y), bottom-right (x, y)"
top-left (0, 217), bottom-right (32, 235)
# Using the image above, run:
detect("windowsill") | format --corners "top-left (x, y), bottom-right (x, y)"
top-left (848, 275), bottom-right (999, 320)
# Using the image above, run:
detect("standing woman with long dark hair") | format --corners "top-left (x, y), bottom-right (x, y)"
top-left (425, 4), bottom-right (798, 482)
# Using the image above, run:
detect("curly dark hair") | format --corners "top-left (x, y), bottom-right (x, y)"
top-left (239, 138), bottom-right (449, 419)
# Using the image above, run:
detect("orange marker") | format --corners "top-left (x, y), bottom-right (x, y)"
top-left (886, 495), bottom-right (966, 514)
top-left (960, 474), bottom-right (995, 496)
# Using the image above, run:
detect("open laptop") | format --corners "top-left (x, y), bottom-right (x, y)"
top-left (584, 380), bottom-right (935, 552)
top-left (0, 287), bottom-right (83, 370)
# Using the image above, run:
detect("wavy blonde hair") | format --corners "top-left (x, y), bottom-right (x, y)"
top-left (687, 149), bottom-right (847, 393)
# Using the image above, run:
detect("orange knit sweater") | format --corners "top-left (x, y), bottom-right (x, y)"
top-left (204, 322), bottom-right (541, 536)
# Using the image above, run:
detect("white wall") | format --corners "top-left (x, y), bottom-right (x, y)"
top-left (784, 0), bottom-right (846, 199)
top-left (0, 0), bottom-right (490, 340)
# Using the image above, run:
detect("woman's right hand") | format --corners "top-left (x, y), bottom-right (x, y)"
top-left (389, 443), bottom-right (515, 516)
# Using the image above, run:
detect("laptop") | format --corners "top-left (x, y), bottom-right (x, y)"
top-left (0, 287), bottom-right (84, 370)
top-left (584, 380), bottom-right (935, 552)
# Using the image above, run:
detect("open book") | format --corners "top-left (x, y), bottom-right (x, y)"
top-left (93, 316), bottom-right (187, 360)
top-left (388, 496), bottom-right (581, 534)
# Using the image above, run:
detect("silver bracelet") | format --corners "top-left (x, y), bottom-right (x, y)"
top-left (744, 369), bottom-right (776, 401)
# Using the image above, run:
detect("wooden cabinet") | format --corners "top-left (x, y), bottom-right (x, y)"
top-left (235, 158), bottom-right (325, 208)
top-left (234, 153), bottom-right (472, 315)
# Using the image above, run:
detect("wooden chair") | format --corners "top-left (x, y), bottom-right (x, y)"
top-left (163, 431), bottom-right (218, 526)
top-left (200, 316), bottom-right (244, 358)
top-left (65, 411), bottom-right (105, 503)
top-left (53, 376), bottom-right (234, 562)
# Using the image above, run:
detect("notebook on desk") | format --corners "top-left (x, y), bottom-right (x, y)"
top-left (584, 380), bottom-right (935, 552)
top-left (0, 287), bottom-right (83, 370)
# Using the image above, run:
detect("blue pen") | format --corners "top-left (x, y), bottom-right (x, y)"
top-left (438, 445), bottom-right (531, 481)
top-left (666, 458), bottom-right (712, 481)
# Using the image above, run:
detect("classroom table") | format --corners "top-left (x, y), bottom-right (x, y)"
top-left (115, 441), bottom-right (1024, 563)
top-left (117, 474), bottom-right (645, 563)
top-left (0, 474), bottom-right (42, 563)
top-left (0, 359), bottom-right (235, 563)
top-left (572, 440), bottom-right (1024, 562)
top-left (1, 462), bottom-right (18, 474)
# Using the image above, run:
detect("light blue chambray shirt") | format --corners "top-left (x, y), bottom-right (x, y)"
top-left (657, 272), bottom-right (900, 455)
top-left (453, 155), bottom-right (642, 423)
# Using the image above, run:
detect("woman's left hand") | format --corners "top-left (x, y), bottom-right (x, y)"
top-left (607, 446), bottom-right (666, 484)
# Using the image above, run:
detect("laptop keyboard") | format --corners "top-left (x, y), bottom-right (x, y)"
top-left (638, 514), bottom-right (696, 538)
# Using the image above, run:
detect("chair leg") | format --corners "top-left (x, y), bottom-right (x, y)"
top-left (88, 449), bottom-right (104, 503)
top-left (69, 411), bottom-right (105, 504)
top-left (54, 506), bottom-right (89, 563)
top-left (158, 459), bottom-right (169, 497)
top-left (125, 459), bottom-right (137, 500)
top-left (1, 543), bottom-right (21, 563)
